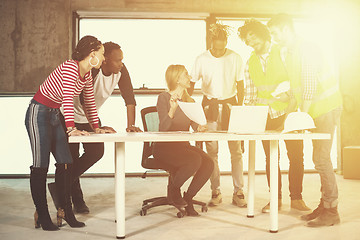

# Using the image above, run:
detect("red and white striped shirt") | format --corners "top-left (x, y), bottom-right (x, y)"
top-left (33, 60), bottom-right (99, 129)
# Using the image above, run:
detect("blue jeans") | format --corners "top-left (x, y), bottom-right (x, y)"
top-left (25, 99), bottom-right (72, 168)
top-left (312, 107), bottom-right (342, 208)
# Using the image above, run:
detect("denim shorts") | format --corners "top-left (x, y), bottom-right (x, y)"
top-left (25, 99), bottom-right (72, 168)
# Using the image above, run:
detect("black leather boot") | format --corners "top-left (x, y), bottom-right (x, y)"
top-left (71, 178), bottom-right (89, 214)
top-left (30, 166), bottom-right (59, 231)
top-left (55, 163), bottom-right (85, 228)
top-left (47, 182), bottom-right (60, 210)
top-left (183, 192), bottom-right (199, 217)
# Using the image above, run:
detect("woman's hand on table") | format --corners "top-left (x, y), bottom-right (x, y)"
top-left (67, 127), bottom-right (90, 136)
top-left (100, 126), bottom-right (117, 133)
top-left (94, 127), bottom-right (112, 134)
top-left (126, 125), bottom-right (142, 132)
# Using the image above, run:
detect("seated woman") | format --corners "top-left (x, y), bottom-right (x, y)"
top-left (153, 64), bottom-right (214, 216)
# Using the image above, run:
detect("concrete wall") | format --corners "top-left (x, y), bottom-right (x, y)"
top-left (0, 0), bottom-right (70, 92)
top-left (1, 0), bottom-right (357, 93)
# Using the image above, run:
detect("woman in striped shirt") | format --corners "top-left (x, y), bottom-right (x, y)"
top-left (25, 35), bottom-right (108, 231)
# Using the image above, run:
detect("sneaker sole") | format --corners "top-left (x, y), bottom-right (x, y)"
top-left (208, 199), bottom-right (222, 207)
top-left (306, 219), bottom-right (340, 227)
top-left (291, 206), bottom-right (312, 212)
top-left (232, 200), bottom-right (247, 208)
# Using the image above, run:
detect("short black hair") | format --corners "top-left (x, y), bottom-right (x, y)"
top-left (103, 42), bottom-right (121, 57)
top-left (238, 19), bottom-right (271, 43)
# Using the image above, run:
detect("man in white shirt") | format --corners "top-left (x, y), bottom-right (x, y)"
top-left (189, 23), bottom-right (246, 207)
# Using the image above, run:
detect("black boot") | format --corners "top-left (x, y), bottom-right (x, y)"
top-left (183, 192), bottom-right (199, 217)
top-left (48, 182), bottom-right (60, 210)
top-left (167, 185), bottom-right (187, 208)
top-left (55, 163), bottom-right (85, 228)
top-left (71, 178), bottom-right (89, 214)
top-left (30, 166), bottom-right (59, 231)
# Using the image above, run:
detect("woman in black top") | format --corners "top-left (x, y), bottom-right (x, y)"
top-left (153, 65), bottom-right (214, 216)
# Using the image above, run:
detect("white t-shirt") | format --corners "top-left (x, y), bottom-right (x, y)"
top-left (191, 49), bottom-right (244, 100)
top-left (72, 70), bottom-right (122, 123)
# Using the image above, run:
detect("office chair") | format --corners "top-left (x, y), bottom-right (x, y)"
top-left (139, 106), bottom-right (208, 218)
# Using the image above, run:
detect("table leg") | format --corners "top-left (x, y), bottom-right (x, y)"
top-left (247, 140), bottom-right (256, 218)
top-left (269, 140), bottom-right (279, 233)
top-left (115, 142), bottom-right (126, 239)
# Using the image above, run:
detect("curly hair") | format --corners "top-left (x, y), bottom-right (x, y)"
top-left (267, 13), bottom-right (294, 31)
top-left (72, 35), bottom-right (102, 61)
top-left (209, 22), bottom-right (232, 41)
top-left (238, 19), bottom-right (271, 43)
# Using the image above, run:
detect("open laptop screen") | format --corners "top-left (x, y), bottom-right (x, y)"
top-left (228, 106), bottom-right (268, 134)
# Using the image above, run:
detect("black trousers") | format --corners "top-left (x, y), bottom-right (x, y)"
top-left (153, 142), bottom-right (214, 198)
top-left (262, 114), bottom-right (304, 200)
top-left (59, 115), bottom-right (104, 181)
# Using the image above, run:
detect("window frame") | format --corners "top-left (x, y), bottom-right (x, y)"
top-left (73, 11), bottom-right (210, 94)
top-left (73, 12), bottom-right (337, 95)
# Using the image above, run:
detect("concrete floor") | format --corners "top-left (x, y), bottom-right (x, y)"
top-left (0, 173), bottom-right (359, 240)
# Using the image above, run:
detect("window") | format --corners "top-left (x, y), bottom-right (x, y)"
top-left (220, 18), bottom-right (338, 75)
top-left (79, 18), bottom-right (206, 89)
top-left (78, 14), bottom-right (338, 89)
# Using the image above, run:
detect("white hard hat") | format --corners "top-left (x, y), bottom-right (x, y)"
top-left (282, 110), bottom-right (316, 133)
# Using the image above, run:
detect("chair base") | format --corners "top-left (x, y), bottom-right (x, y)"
top-left (140, 196), bottom-right (207, 218)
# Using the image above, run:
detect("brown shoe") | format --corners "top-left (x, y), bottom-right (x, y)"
top-left (232, 190), bottom-right (247, 208)
top-left (208, 190), bottom-right (222, 207)
top-left (301, 201), bottom-right (324, 221)
top-left (291, 199), bottom-right (311, 211)
top-left (262, 199), bottom-right (282, 213)
top-left (306, 207), bottom-right (340, 227)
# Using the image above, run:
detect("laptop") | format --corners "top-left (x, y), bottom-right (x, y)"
top-left (227, 106), bottom-right (269, 134)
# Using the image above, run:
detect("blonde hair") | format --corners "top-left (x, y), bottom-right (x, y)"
top-left (165, 65), bottom-right (194, 103)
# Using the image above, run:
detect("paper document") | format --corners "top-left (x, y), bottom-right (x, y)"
top-left (178, 101), bottom-right (207, 125)
top-left (271, 81), bottom-right (290, 98)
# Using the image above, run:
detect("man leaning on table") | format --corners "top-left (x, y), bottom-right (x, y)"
top-left (267, 13), bottom-right (342, 227)
top-left (238, 19), bottom-right (310, 213)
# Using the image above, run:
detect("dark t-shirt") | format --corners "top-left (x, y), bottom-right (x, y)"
top-left (156, 92), bottom-right (198, 132)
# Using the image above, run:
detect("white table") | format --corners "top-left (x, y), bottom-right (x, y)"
top-left (69, 131), bottom-right (329, 238)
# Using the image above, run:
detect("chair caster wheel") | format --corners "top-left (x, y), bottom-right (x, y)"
top-left (140, 209), bottom-right (147, 216)
top-left (201, 206), bottom-right (208, 212)
top-left (177, 210), bottom-right (185, 218)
